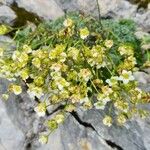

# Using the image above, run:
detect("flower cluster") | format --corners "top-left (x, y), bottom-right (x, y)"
top-left (0, 14), bottom-right (149, 143)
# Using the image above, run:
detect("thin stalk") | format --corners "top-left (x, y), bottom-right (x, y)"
top-left (96, 0), bottom-right (103, 30)
top-left (90, 79), bottom-right (99, 93)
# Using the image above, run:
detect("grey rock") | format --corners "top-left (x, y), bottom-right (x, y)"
top-left (56, 0), bottom-right (150, 30)
top-left (0, 5), bottom-right (16, 25)
top-left (77, 108), bottom-right (150, 150)
top-left (15, 0), bottom-right (64, 20)
top-left (135, 117), bottom-right (150, 150)
top-left (0, 36), bottom-right (16, 55)
top-left (0, 0), bottom-right (149, 30)
top-left (0, 98), bottom-right (25, 150)
top-left (139, 84), bottom-right (150, 93)
top-left (144, 68), bottom-right (150, 74)
top-left (0, 0), bottom-right (14, 5)
top-left (55, 0), bottom-right (79, 12)
top-left (0, 75), bottom-right (150, 150)
top-left (0, 1), bottom-right (150, 148)
top-left (134, 10), bottom-right (150, 31)
top-left (0, 79), bottom-right (39, 149)
top-left (0, 35), bottom-right (12, 45)
top-left (133, 72), bottom-right (150, 84)
top-left (34, 115), bottom-right (112, 150)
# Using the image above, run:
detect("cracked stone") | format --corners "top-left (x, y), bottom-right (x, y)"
top-left (34, 115), bottom-right (112, 150)
top-left (76, 107), bottom-right (150, 150)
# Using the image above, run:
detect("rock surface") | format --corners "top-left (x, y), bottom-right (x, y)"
top-left (55, 0), bottom-right (150, 31)
top-left (134, 72), bottom-right (150, 84)
top-left (0, 0), bottom-right (150, 150)
top-left (77, 108), bottom-right (150, 150)
top-left (0, 0), bottom-right (150, 30)
top-left (0, 100), bottom-right (25, 150)
top-left (0, 76), bottom-right (150, 150)
top-left (0, 0), bottom-right (14, 5)
top-left (15, 0), bottom-right (64, 20)
top-left (0, 79), bottom-right (25, 150)
top-left (0, 5), bottom-right (16, 25)
top-left (34, 115), bottom-right (112, 150)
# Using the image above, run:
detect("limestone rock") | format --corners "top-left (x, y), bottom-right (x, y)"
top-left (15, 0), bottom-right (64, 20)
top-left (0, 98), bottom-right (25, 150)
top-left (33, 115), bottom-right (112, 150)
top-left (133, 72), bottom-right (150, 84)
top-left (0, 0), bottom-right (14, 5)
top-left (0, 5), bottom-right (16, 25)
top-left (56, 0), bottom-right (150, 30)
top-left (77, 108), bottom-right (150, 150)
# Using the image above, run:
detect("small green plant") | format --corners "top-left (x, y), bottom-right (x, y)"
top-left (0, 13), bottom-right (149, 144)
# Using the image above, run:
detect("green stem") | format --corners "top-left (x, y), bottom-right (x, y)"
top-left (96, 0), bottom-right (102, 25)
top-left (90, 79), bottom-right (99, 93)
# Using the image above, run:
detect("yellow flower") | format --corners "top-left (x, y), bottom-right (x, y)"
top-left (118, 45), bottom-right (134, 56)
top-left (32, 58), bottom-right (41, 68)
top-left (80, 97), bottom-right (89, 104)
top-left (20, 68), bottom-right (29, 80)
top-left (0, 48), bottom-right (4, 57)
top-left (12, 85), bottom-right (22, 95)
top-left (54, 113), bottom-right (65, 124)
top-left (106, 76), bottom-right (119, 87)
top-left (63, 18), bottom-right (73, 27)
top-left (19, 52), bottom-right (29, 63)
top-left (67, 70), bottom-right (78, 81)
top-left (50, 95), bottom-right (59, 104)
top-left (103, 116), bottom-right (112, 127)
top-left (32, 49), bottom-right (48, 59)
top-left (12, 51), bottom-right (28, 67)
top-left (70, 94), bottom-right (82, 103)
top-left (95, 93), bottom-right (111, 110)
top-left (104, 40), bottom-right (113, 48)
top-left (59, 90), bottom-right (69, 99)
top-left (80, 27), bottom-right (89, 39)
top-left (47, 119), bottom-right (58, 130)
top-left (119, 70), bottom-right (134, 84)
top-left (39, 135), bottom-right (48, 144)
top-left (50, 63), bottom-right (62, 72)
top-left (49, 44), bottom-right (66, 62)
top-left (114, 100), bottom-right (129, 113)
top-left (93, 79), bottom-right (103, 88)
top-left (97, 93), bottom-right (111, 102)
top-left (27, 84), bottom-right (44, 99)
top-left (117, 114), bottom-right (126, 125)
top-left (23, 44), bottom-right (32, 53)
top-left (94, 101), bottom-right (106, 110)
top-left (2, 94), bottom-right (9, 100)
top-left (0, 25), bottom-right (10, 35)
top-left (34, 102), bottom-right (46, 117)
top-left (67, 47), bottom-right (79, 60)
top-left (12, 51), bottom-right (20, 60)
top-left (65, 104), bottom-right (76, 112)
top-left (143, 61), bottom-right (150, 67)
top-left (101, 86), bottom-right (113, 96)
top-left (83, 99), bottom-right (92, 110)
top-left (79, 68), bottom-right (92, 81)
top-left (34, 76), bottom-right (44, 86)
top-left (55, 77), bottom-right (70, 90)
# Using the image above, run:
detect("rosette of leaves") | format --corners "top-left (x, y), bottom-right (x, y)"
top-left (0, 12), bottom-right (149, 143)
